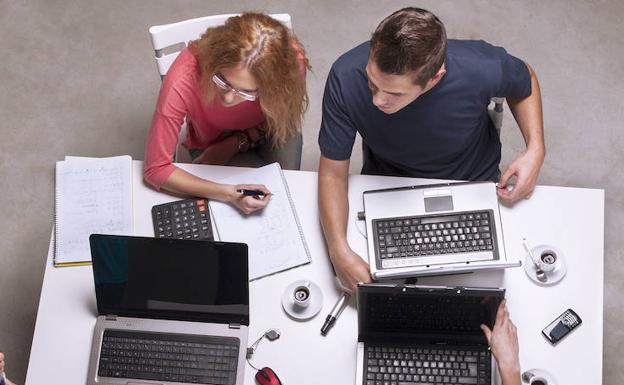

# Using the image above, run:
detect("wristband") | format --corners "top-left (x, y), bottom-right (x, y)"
top-left (235, 131), bottom-right (250, 152)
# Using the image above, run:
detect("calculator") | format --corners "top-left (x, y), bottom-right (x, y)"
top-left (151, 198), bottom-right (213, 240)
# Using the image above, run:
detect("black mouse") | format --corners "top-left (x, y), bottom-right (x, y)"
top-left (255, 366), bottom-right (282, 385)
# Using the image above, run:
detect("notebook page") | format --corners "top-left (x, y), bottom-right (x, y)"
top-left (208, 163), bottom-right (311, 280)
top-left (55, 155), bottom-right (133, 265)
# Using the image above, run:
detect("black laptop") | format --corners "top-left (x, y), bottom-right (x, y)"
top-left (87, 234), bottom-right (250, 385)
top-left (355, 283), bottom-right (504, 385)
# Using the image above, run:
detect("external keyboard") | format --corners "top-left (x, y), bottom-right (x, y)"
top-left (98, 329), bottom-right (239, 384)
top-left (373, 210), bottom-right (496, 267)
top-left (152, 198), bottom-right (213, 240)
top-left (364, 345), bottom-right (491, 385)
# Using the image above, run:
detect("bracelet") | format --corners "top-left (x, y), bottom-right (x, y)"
top-left (235, 131), bottom-right (250, 153)
top-left (250, 128), bottom-right (267, 149)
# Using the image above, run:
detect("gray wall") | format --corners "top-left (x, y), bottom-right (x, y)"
top-left (0, 0), bottom-right (622, 383)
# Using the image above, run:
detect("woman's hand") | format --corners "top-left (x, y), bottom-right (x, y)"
top-left (245, 126), bottom-right (267, 149)
top-left (225, 184), bottom-right (272, 214)
top-left (193, 135), bottom-right (239, 165)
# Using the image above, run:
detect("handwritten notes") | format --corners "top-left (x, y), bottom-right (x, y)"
top-left (209, 163), bottom-right (311, 280)
top-left (54, 156), bottom-right (133, 266)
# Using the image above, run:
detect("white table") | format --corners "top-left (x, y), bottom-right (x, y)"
top-left (26, 162), bottom-right (604, 385)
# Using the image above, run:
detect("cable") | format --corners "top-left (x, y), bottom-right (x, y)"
top-left (245, 329), bottom-right (281, 370)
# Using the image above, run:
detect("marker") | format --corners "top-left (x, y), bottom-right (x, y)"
top-left (320, 292), bottom-right (350, 336)
top-left (236, 189), bottom-right (267, 197)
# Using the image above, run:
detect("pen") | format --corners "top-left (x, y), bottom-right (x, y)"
top-left (320, 292), bottom-right (350, 336)
top-left (236, 189), bottom-right (267, 197)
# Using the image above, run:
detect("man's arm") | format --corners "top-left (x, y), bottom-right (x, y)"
top-left (497, 62), bottom-right (545, 204)
top-left (318, 155), bottom-right (372, 292)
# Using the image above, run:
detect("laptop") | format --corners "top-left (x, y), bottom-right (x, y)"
top-left (355, 283), bottom-right (505, 385)
top-left (362, 181), bottom-right (521, 279)
top-left (87, 234), bottom-right (250, 385)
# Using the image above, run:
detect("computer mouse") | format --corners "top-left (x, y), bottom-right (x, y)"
top-left (255, 366), bottom-right (282, 385)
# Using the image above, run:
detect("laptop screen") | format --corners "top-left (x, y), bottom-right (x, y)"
top-left (358, 284), bottom-right (503, 343)
top-left (90, 234), bottom-right (249, 325)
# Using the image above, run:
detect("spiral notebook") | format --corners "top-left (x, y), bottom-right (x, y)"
top-left (54, 155), bottom-right (133, 267)
top-left (208, 163), bottom-right (311, 280)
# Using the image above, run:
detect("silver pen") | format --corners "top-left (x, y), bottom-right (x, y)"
top-left (320, 292), bottom-right (350, 336)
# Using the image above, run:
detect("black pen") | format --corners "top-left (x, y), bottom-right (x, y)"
top-left (320, 292), bottom-right (350, 336)
top-left (236, 189), bottom-right (267, 197)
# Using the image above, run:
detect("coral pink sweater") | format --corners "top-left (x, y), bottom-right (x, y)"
top-left (143, 49), bottom-right (265, 189)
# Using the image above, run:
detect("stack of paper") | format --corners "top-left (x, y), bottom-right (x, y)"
top-left (54, 155), bottom-right (133, 266)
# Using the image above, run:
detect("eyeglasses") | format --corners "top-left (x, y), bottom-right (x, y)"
top-left (211, 73), bottom-right (258, 102)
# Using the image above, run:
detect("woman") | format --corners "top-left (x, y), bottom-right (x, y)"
top-left (144, 13), bottom-right (309, 214)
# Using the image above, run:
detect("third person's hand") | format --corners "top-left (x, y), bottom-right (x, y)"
top-left (480, 300), bottom-right (521, 384)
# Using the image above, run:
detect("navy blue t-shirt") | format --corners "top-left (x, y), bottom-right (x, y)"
top-left (319, 40), bottom-right (531, 181)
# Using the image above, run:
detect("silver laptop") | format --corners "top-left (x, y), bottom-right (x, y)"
top-left (87, 234), bottom-right (249, 385)
top-left (363, 181), bottom-right (520, 280)
top-left (355, 283), bottom-right (505, 385)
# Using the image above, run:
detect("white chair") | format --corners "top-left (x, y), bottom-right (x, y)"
top-left (489, 97), bottom-right (504, 134)
top-left (148, 14), bottom-right (293, 162)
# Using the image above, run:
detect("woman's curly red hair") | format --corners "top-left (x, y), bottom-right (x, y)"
top-left (190, 13), bottom-right (310, 147)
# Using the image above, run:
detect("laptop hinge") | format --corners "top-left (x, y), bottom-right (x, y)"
top-left (228, 323), bottom-right (241, 329)
top-left (105, 314), bottom-right (117, 321)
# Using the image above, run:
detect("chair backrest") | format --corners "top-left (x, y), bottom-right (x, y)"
top-left (149, 13), bottom-right (292, 78)
top-left (489, 97), bottom-right (504, 134)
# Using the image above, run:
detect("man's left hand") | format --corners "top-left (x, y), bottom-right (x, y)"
top-left (497, 147), bottom-right (544, 204)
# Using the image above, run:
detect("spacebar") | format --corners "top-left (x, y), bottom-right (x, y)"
top-left (398, 382), bottom-right (434, 385)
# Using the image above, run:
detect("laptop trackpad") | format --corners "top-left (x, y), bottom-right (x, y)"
top-left (424, 195), bottom-right (453, 212)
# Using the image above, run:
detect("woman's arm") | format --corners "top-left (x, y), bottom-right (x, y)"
top-left (162, 166), bottom-right (271, 215)
top-left (143, 83), bottom-right (269, 214)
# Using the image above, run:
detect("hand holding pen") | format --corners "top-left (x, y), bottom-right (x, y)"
top-left (230, 184), bottom-right (272, 215)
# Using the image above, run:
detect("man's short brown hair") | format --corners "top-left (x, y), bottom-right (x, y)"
top-left (370, 7), bottom-right (447, 87)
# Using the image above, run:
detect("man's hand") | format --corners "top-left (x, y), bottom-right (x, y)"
top-left (226, 184), bottom-right (272, 215)
top-left (331, 248), bottom-right (372, 293)
top-left (481, 300), bottom-right (521, 385)
top-left (497, 147), bottom-right (544, 204)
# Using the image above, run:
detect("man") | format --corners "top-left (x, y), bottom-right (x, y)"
top-left (318, 7), bottom-right (545, 292)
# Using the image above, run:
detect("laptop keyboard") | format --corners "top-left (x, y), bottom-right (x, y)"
top-left (364, 345), bottom-right (491, 385)
top-left (98, 329), bottom-right (239, 384)
top-left (366, 294), bottom-right (487, 333)
top-left (373, 210), bottom-right (496, 266)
